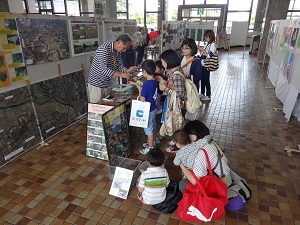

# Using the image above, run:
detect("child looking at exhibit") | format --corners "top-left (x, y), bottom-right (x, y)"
top-left (137, 148), bottom-right (170, 205)
top-left (129, 60), bottom-right (158, 155)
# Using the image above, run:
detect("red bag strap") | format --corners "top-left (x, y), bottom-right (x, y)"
top-left (199, 148), bottom-right (214, 176)
top-left (191, 172), bottom-right (208, 198)
top-left (181, 57), bottom-right (198, 68)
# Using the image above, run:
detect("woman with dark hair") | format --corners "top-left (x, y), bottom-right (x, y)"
top-left (198, 29), bottom-right (217, 101)
top-left (159, 49), bottom-right (187, 104)
top-left (177, 120), bottom-right (231, 192)
top-left (179, 38), bottom-right (202, 92)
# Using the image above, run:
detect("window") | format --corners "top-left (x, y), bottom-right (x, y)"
top-left (228, 0), bottom-right (252, 10)
top-left (184, 0), bottom-right (204, 4)
top-left (128, 0), bottom-right (144, 27)
top-left (167, 0), bottom-right (183, 21)
top-left (206, 0), bottom-right (227, 4)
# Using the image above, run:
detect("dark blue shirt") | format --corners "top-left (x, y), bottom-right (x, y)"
top-left (141, 80), bottom-right (158, 112)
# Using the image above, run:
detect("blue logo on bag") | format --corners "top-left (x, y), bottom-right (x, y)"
top-left (136, 110), bottom-right (144, 117)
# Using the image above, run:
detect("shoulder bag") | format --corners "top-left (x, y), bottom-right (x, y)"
top-left (177, 148), bottom-right (228, 222)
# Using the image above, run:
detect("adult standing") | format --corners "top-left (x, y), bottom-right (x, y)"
top-left (198, 30), bottom-right (217, 101)
top-left (149, 29), bottom-right (159, 43)
top-left (159, 49), bottom-right (187, 117)
top-left (179, 38), bottom-right (202, 92)
top-left (121, 32), bottom-right (143, 83)
top-left (88, 34), bottom-right (135, 103)
top-left (219, 26), bottom-right (228, 50)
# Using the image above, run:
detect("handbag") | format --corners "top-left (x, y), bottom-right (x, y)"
top-left (152, 180), bottom-right (183, 214)
top-left (203, 42), bottom-right (219, 72)
top-left (177, 148), bottom-right (228, 222)
top-left (129, 99), bottom-right (150, 128)
top-left (204, 55), bottom-right (219, 71)
top-left (160, 90), bottom-right (185, 136)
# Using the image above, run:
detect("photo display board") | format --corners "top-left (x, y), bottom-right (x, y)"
top-left (69, 20), bottom-right (99, 56)
top-left (0, 13), bottom-right (28, 88)
top-left (266, 19), bottom-right (300, 121)
top-left (86, 102), bottom-right (131, 161)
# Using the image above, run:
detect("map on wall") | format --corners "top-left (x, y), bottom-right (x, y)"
top-left (30, 70), bottom-right (88, 140)
top-left (0, 86), bottom-right (42, 167)
top-left (16, 18), bottom-right (70, 65)
top-left (69, 21), bottom-right (99, 56)
top-left (0, 14), bottom-right (28, 88)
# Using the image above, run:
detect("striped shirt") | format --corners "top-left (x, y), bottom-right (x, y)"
top-left (163, 68), bottom-right (187, 101)
top-left (88, 41), bottom-right (126, 88)
top-left (193, 141), bottom-right (230, 178)
top-left (139, 167), bottom-right (170, 205)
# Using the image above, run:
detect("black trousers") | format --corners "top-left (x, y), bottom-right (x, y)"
top-left (200, 66), bottom-right (211, 96)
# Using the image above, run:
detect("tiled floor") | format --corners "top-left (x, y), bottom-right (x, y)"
top-left (1, 48), bottom-right (300, 225)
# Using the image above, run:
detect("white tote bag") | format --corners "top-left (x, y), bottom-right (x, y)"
top-left (129, 100), bottom-right (150, 128)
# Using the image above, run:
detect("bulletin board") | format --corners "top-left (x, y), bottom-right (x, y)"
top-left (102, 19), bottom-right (137, 43)
top-left (266, 19), bottom-right (300, 121)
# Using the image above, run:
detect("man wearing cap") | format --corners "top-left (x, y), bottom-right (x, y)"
top-left (88, 33), bottom-right (136, 103)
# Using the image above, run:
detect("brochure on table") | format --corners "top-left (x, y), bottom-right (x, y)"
top-left (266, 19), bottom-right (300, 121)
top-left (86, 102), bottom-right (131, 161)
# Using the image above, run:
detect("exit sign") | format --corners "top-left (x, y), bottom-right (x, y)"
top-left (197, 8), bottom-right (204, 15)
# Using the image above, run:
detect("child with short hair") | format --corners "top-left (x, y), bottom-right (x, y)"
top-left (129, 59), bottom-right (158, 154)
top-left (173, 129), bottom-right (198, 170)
top-left (137, 148), bottom-right (170, 205)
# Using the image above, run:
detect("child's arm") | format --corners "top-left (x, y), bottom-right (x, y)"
top-left (180, 163), bottom-right (198, 185)
top-left (138, 186), bottom-right (145, 192)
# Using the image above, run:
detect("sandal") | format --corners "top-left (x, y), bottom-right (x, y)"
top-left (137, 192), bottom-right (144, 203)
top-left (165, 146), bottom-right (176, 153)
top-left (168, 140), bottom-right (175, 146)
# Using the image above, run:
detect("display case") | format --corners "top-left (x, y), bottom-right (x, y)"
top-left (86, 102), bottom-right (131, 161)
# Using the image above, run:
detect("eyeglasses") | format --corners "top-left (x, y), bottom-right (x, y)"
top-left (181, 47), bottom-right (190, 50)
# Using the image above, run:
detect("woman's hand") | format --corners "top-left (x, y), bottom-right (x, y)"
top-left (159, 83), bottom-right (166, 91)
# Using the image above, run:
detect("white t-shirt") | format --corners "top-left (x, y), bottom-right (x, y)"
top-left (139, 167), bottom-right (170, 205)
top-left (201, 42), bottom-right (217, 67)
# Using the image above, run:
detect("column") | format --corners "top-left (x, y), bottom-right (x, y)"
top-left (257, 0), bottom-right (290, 63)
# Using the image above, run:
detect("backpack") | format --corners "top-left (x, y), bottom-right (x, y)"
top-left (226, 170), bottom-right (252, 211)
top-left (152, 180), bottom-right (183, 214)
top-left (173, 71), bottom-right (202, 113)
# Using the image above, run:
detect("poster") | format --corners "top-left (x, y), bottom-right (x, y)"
top-left (296, 32), bottom-right (300, 53)
top-left (69, 21), bottom-right (99, 56)
top-left (0, 86), bottom-right (42, 167)
top-left (104, 20), bottom-right (123, 42)
top-left (30, 70), bottom-right (88, 140)
top-left (86, 103), bottom-right (113, 160)
top-left (280, 50), bottom-right (289, 72)
top-left (16, 18), bottom-right (70, 65)
top-left (285, 53), bottom-right (295, 82)
top-left (103, 103), bottom-right (131, 160)
top-left (94, 0), bottom-right (106, 17)
top-left (0, 14), bottom-right (28, 87)
top-left (109, 166), bottom-right (133, 199)
top-left (290, 28), bottom-right (299, 50)
top-left (123, 21), bottom-right (137, 37)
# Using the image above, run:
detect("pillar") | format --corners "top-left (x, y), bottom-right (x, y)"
top-left (257, 0), bottom-right (290, 63)
top-left (253, 0), bottom-right (268, 31)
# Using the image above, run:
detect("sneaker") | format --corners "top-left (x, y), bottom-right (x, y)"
top-left (199, 93), bottom-right (205, 99)
top-left (201, 96), bottom-right (211, 101)
top-left (140, 146), bottom-right (153, 155)
top-left (142, 142), bottom-right (157, 148)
